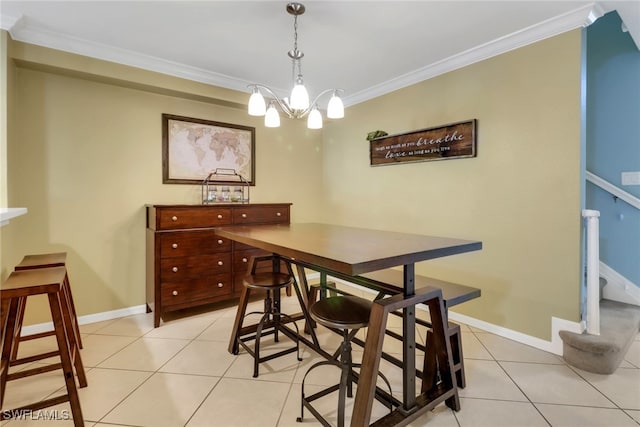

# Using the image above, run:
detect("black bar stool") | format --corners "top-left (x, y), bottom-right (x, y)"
top-left (297, 295), bottom-right (393, 427)
top-left (230, 255), bottom-right (303, 378)
top-left (0, 267), bottom-right (85, 426)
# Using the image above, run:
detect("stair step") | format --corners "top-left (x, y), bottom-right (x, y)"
top-left (559, 300), bottom-right (640, 374)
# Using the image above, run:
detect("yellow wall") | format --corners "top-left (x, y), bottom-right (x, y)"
top-left (2, 40), bottom-right (324, 323)
top-left (1, 31), bottom-right (8, 208)
top-left (322, 30), bottom-right (583, 339)
top-left (2, 30), bottom-right (584, 340)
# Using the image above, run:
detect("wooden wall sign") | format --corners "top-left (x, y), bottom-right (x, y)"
top-left (370, 119), bottom-right (476, 166)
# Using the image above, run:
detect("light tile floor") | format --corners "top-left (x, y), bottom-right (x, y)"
top-left (2, 294), bottom-right (639, 427)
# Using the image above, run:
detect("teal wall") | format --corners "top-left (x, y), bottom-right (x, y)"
top-left (586, 11), bottom-right (640, 285)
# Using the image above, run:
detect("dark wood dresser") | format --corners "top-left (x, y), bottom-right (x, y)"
top-left (146, 203), bottom-right (291, 327)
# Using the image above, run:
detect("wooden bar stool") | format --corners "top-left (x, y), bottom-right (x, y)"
top-left (11, 252), bottom-right (83, 361)
top-left (297, 295), bottom-right (393, 427)
top-left (228, 255), bottom-right (304, 378)
top-left (0, 267), bottom-right (86, 426)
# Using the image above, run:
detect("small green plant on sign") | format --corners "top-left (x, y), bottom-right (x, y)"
top-left (366, 130), bottom-right (388, 141)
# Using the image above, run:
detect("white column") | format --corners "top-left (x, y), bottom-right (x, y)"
top-left (582, 209), bottom-right (600, 336)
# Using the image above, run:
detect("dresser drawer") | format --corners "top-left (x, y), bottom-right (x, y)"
top-left (159, 230), bottom-right (231, 258)
top-left (232, 206), bottom-right (289, 225)
top-left (158, 207), bottom-right (232, 230)
top-left (161, 274), bottom-right (232, 307)
top-left (161, 254), bottom-right (231, 279)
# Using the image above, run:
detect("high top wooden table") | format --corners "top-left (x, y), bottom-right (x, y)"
top-left (218, 223), bottom-right (482, 426)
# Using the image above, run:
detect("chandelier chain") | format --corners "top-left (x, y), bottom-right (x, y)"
top-left (292, 13), bottom-right (302, 79)
top-left (293, 13), bottom-right (298, 54)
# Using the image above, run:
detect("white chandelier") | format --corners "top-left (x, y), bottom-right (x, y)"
top-left (247, 2), bottom-right (344, 129)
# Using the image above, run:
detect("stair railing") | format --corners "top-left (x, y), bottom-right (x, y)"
top-left (582, 209), bottom-right (601, 335)
top-left (586, 171), bottom-right (640, 209)
top-left (583, 171), bottom-right (639, 334)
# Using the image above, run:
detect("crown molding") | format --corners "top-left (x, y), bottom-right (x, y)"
top-left (0, 13), bottom-right (23, 33)
top-left (5, 16), bottom-right (253, 93)
top-left (343, 3), bottom-right (604, 107)
top-left (4, 3), bottom-right (605, 107)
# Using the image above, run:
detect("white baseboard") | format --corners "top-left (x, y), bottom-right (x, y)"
top-left (448, 312), bottom-right (581, 355)
top-left (21, 304), bottom-right (148, 336)
top-left (601, 261), bottom-right (640, 306)
top-left (323, 275), bottom-right (580, 356)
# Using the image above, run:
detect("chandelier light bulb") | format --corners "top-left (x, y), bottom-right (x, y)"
top-left (289, 75), bottom-right (310, 110)
top-left (265, 102), bottom-right (281, 127)
top-left (248, 88), bottom-right (266, 116)
top-left (307, 105), bottom-right (323, 129)
top-left (326, 92), bottom-right (344, 119)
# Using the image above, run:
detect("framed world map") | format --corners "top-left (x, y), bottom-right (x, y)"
top-left (162, 114), bottom-right (255, 185)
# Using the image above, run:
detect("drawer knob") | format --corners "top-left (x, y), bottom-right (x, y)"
top-left (217, 239), bottom-right (224, 245)
top-left (242, 257), bottom-right (248, 263)
top-left (172, 267), bottom-right (178, 272)
top-left (172, 290), bottom-right (178, 296)
top-left (172, 243), bottom-right (178, 249)
top-left (217, 261), bottom-right (223, 266)
top-left (172, 215), bottom-right (178, 221)
top-left (276, 212), bottom-right (282, 216)
top-left (241, 213), bottom-right (247, 218)
top-left (218, 283), bottom-right (224, 288)
top-left (217, 214), bottom-right (223, 219)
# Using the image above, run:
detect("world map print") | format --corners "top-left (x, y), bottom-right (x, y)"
top-left (167, 119), bottom-right (253, 182)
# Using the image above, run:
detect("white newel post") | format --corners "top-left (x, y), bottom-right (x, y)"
top-left (582, 209), bottom-right (601, 336)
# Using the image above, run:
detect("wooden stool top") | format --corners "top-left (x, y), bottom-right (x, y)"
top-left (243, 272), bottom-right (293, 290)
top-left (1, 266), bottom-right (67, 298)
top-left (310, 295), bottom-right (372, 330)
top-left (15, 252), bottom-right (67, 270)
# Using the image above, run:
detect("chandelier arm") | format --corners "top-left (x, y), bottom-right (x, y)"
top-left (292, 89), bottom-right (342, 119)
top-left (308, 89), bottom-right (339, 109)
top-left (250, 84), bottom-right (296, 118)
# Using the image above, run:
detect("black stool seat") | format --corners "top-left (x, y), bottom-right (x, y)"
top-left (310, 296), bottom-right (371, 330)
top-left (243, 272), bottom-right (293, 289)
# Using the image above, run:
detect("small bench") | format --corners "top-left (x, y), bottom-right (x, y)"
top-left (359, 269), bottom-right (481, 312)
top-left (308, 269), bottom-right (479, 389)
top-left (360, 269), bottom-right (480, 389)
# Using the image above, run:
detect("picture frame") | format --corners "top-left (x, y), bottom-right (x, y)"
top-left (162, 113), bottom-right (256, 185)
top-left (370, 119), bottom-right (477, 166)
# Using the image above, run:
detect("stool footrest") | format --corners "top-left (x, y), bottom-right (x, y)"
top-left (304, 383), bottom-right (341, 404)
top-left (238, 339), bottom-right (298, 363)
top-left (19, 330), bottom-right (56, 342)
top-left (10, 350), bottom-right (60, 366)
top-left (7, 362), bottom-right (62, 381)
top-left (238, 312), bottom-right (304, 337)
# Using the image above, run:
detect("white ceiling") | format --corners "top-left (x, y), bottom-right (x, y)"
top-left (1, 1), bottom-right (639, 108)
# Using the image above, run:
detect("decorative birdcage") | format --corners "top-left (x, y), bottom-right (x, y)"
top-left (201, 168), bottom-right (250, 204)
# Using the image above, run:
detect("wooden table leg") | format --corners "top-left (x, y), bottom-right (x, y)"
top-left (351, 287), bottom-right (459, 426)
top-left (351, 301), bottom-right (389, 426)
